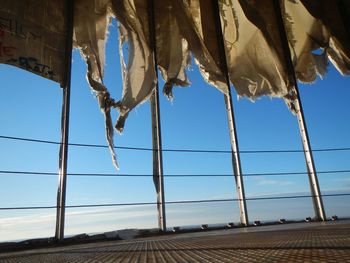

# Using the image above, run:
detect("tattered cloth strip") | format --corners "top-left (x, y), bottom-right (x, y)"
top-left (111, 0), bottom-right (191, 131)
top-left (0, 0), bottom-right (67, 85)
top-left (154, 0), bottom-right (191, 100)
top-left (111, 0), bottom-right (156, 133)
top-left (73, 0), bottom-right (119, 169)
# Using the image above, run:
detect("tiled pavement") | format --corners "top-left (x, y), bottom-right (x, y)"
top-left (1, 221), bottom-right (349, 262)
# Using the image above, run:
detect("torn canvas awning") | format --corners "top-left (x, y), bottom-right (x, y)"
top-left (0, 0), bottom-right (67, 85)
top-left (3, 0), bottom-right (350, 169)
top-left (73, 0), bottom-right (350, 168)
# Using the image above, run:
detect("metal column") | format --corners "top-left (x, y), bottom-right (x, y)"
top-left (224, 95), bottom-right (249, 226)
top-left (292, 89), bottom-right (326, 221)
top-left (55, 0), bottom-right (74, 241)
top-left (273, 0), bottom-right (326, 221)
top-left (212, 0), bottom-right (249, 226)
top-left (147, 0), bottom-right (166, 232)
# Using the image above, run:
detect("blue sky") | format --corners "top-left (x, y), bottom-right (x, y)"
top-left (0, 20), bottom-right (350, 242)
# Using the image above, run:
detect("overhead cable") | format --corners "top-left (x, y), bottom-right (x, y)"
top-left (1, 169), bottom-right (349, 177)
top-left (1, 193), bottom-right (349, 211)
top-left (1, 135), bottom-right (350, 154)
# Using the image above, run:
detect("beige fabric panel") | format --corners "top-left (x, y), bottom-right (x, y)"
top-left (222, 0), bottom-right (291, 100)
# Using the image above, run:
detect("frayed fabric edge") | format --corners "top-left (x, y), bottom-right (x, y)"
top-left (104, 106), bottom-right (119, 170)
top-left (162, 79), bottom-right (190, 101)
top-left (86, 59), bottom-right (120, 170)
top-left (115, 112), bottom-right (128, 134)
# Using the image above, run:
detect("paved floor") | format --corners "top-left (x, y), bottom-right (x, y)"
top-left (1, 221), bottom-right (350, 262)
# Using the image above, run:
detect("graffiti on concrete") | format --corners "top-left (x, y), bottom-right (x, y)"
top-left (6, 56), bottom-right (55, 79)
top-left (0, 16), bottom-right (42, 40)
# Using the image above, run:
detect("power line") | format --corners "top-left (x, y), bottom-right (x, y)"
top-left (0, 205), bottom-right (57, 210)
top-left (1, 135), bottom-right (350, 154)
top-left (1, 193), bottom-right (349, 211)
top-left (0, 169), bottom-right (349, 177)
top-left (0, 171), bottom-right (57, 176)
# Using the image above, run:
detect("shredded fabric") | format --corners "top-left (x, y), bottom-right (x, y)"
top-left (296, 0), bottom-right (350, 76)
top-left (2, 0), bottom-right (350, 169)
top-left (73, 0), bottom-right (119, 169)
top-left (154, 0), bottom-right (191, 100)
top-left (173, 0), bottom-right (228, 93)
top-left (221, 0), bottom-right (292, 99)
top-left (282, 0), bottom-right (350, 82)
top-left (111, 0), bottom-right (156, 133)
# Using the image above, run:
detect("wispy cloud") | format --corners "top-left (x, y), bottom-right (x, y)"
top-left (0, 206), bottom-right (156, 228)
top-left (1, 189), bottom-right (350, 243)
top-left (0, 213), bottom-right (55, 228)
top-left (256, 179), bottom-right (294, 186)
top-left (0, 206), bottom-right (158, 242)
top-left (334, 178), bottom-right (350, 187)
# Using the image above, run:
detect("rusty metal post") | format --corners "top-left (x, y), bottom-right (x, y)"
top-left (212, 0), bottom-right (249, 226)
top-left (147, 0), bottom-right (166, 232)
top-left (273, 0), bottom-right (326, 221)
top-left (55, 0), bottom-right (74, 241)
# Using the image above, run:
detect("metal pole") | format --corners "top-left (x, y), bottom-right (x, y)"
top-left (147, 0), bottom-right (166, 232)
top-left (211, 0), bottom-right (249, 226)
top-left (273, 0), bottom-right (326, 221)
top-left (293, 90), bottom-right (326, 221)
top-left (55, 0), bottom-right (74, 241)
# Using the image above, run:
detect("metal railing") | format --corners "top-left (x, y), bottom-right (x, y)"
top-left (1, 133), bottom-right (349, 240)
